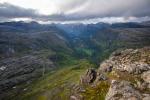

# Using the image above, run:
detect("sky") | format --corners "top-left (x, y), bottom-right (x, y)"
top-left (0, 0), bottom-right (150, 24)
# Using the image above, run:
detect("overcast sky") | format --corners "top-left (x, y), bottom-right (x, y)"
top-left (0, 0), bottom-right (150, 23)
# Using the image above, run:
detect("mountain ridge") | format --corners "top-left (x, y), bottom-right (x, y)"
top-left (0, 21), bottom-right (150, 100)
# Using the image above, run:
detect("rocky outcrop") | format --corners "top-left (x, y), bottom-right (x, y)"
top-left (99, 47), bottom-right (150, 74)
top-left (73, 47), bottom-right (150, 100)
top-left (80, 69), bottom-right (97, 85)
top-left (104, 47), bottom-right (150, 100)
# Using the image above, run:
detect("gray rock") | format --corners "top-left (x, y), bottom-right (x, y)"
top-left (96, 72), bottom-right (107, 81)
top-left (143, 96), bottom-right (150, 100)
top-left (142, 71), bottom-right (150, 84)
top-left (80, 68), bottom-right (97, 85)
top-left (99, 61), bottom-right (113, 72)
top-left (137, 81), bottom-right (149, 91)
top-left (142, 71), bottom-right (150, 89)
top-left (121, 63), bottom-right (149, 74)
top-left (105, 80), bottom-right (142, 100)
top-left (99, 48), bottom-right (150, 75)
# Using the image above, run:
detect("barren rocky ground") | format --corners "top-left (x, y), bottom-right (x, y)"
top-left (72, 47), bottom-right (150, 100)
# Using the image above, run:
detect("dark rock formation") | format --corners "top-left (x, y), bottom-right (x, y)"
top-left (80, 68), bottom-right (97, 85)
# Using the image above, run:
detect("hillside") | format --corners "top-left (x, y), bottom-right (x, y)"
top-left (57, 22), bottom-right (150, 63)
top-left (0, 22), bottom-right (72, 59)
top-left (0, 21), bottom-right (150, 100)
top-left (0, 22), bottom-right (75, 100)
top-left (6, 47), bottom-right (150, 100)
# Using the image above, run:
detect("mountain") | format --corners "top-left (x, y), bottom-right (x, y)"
top-left (0, 22), bottom-right (75, 100)
top-left (56, 22), bottom-right (150, 63)
top-left (1, 21), bottom-right (149, 59)
top-left (0, 21), bottom-right (72, 59)
top-left (0, 21), bottom-right (150, 100)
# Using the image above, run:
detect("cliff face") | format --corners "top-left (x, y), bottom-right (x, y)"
top-left (71, 47), bottom-right (150, 100)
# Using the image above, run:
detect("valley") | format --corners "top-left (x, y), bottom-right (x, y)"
top-left (0, 21), bottom-right (150, 100)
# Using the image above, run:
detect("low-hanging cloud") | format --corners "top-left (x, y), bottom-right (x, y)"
top-left (0, 0), bottom-right (150, 23)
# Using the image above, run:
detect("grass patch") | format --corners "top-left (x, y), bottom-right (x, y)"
top-left (12, 60), bottom-right (94, 100)
top-left (107, 70), bottom-right (142, 85)
top-left (81, 81), bottom-right (110, 100)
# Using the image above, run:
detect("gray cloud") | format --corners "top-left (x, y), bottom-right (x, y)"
top-left (63, 0), bottom-right (150, 20)
top-left (0, 3), bottom-right (39, 18)
top-left (0, 0), bottom-right (150, 22)
top-left (0, 3), bottom-right (69, 21)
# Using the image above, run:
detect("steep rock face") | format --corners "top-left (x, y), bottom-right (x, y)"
top-left (73, 47), bottom-right (150, 100)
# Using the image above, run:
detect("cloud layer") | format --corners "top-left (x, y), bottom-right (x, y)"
top-left (0, 0), bottom-right (150, 23)
top-left (62, 0), bottom-right (150, 20)
top-left (0, 3), bottom-right (39, 18)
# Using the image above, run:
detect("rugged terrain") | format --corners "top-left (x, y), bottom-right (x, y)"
top-left (72, 47), bottom-right (150, 100)
top-left (0, 21), bottom-right (150, 100)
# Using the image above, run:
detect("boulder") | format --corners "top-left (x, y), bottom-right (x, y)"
top-left (80, 69), bottom-right (97, 85)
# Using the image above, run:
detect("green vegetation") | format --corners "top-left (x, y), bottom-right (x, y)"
top-left (107, 70), bottom-right (142, 84)
top-left (75, 48), bottom-right (94, 58)
top-left (12, 60), bottom-right (95, 100)
top-left (1, 22), bottom-right (150, 100)
top-left (81, 81), bottom-right (110, 100)
top-left (56, 52), bottom-right (77, 66)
